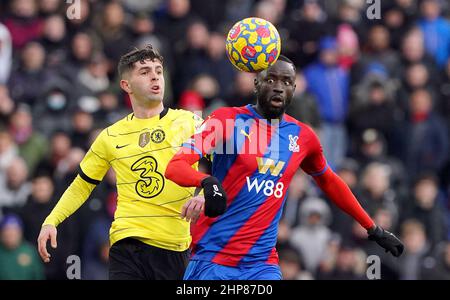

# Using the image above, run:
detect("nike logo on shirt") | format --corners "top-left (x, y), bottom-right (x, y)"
top-left (116, 144), bottom-right (130, 149)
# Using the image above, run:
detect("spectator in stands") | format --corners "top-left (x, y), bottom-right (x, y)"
top-left (8, 105), bottom-right (48, 173)
top-left (35, 130), bottom-right (72, 179)
top-left (156, 0), bottom-right (196, 54)
top-left (404, 89), bottom-right (449, 179)
top-left (0, 23), bottom-right (12, 84)
top-left (39, 14), bottom-right (68, 68)
top-left (93, 90), bottom-right (128, 128)
top-left (65, 0), bottom-right (92, 37)
top-left (401, 173), bottom-right (447, 249)
top-left (417, 0), bottom-right (450, 68)
top-left (0, 85), bottom-right (15, 123)
top-left (61, 32), bottom-right (96, 83)
top-left (81, 217), bottom-right (109, 280)
top-left (400, 27), bottom-right (438, 73)
top-left (439, 58), bottom-right (450, 125)
top-left (363, 207), bottom-right (402, 279)
top-left (33, 80), bottom-right (74, 137)
top-left (3, 0), bottom-right (44, 50)
top-left (354, 129), bottom-right (407, 190)
top-left (74, 52), bottom-right (110, 101)
top-left (356, 162), bottom-right (399, 222)
top-left (349, 79), bottom-right (404, 154)
top-left (284, 0), bottom-right (330, 67)
top-left (278, 244), bottom-right (314, 280)
top-left (174, 20), bottom-right (210, 96)
top-left (290, 197), bottom-right (333, 273)
top-left (19, 172), bottom-right (78, 279)
top-left (353, 25), bottom-right (401, 83)
top-left (285, 71), bottom-right (320, 128)
top-left (0, 213), bottom-right (44, 279)
top-left (38, 0), bottom-right (64, 17)
top-left (317, 244), bottom-right (366, 280)
top-left (94, 1), bottom-right (133, 65)
top-left (282, 171), bottom-right (314, 228)
top-left (0, 128), bottom-right (18, 173)
top-left (225, 71), bottom-right (255, 107)
top-left (398, 219), bottom-right (430, 280)
top-left (420, 240), bottom-right (450, 279)
top-left (304, 36), bottom-right (350, 168)
top-left (69, 110), bottom-right (94, 151)
top-left (8, 41), bottom-right (55, 107)
top-left (0, 156), bottom-right (31, 210)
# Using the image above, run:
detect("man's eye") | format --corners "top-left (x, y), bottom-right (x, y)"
top-left (267, 79), bottom-right (274, 84)
top-left (284, 81), bottom-right (291, 86)
top-left (141, 71), bottom-right (149, 75)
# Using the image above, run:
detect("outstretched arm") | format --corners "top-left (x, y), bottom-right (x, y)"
top-left (313, 168), bottom-right (404, 257)
top-left (301, 125), bottom-right (404, 257)
top-left (313, 167), bottom-right (374, 229)
top-left (39, 130), bottom-right (110, 262)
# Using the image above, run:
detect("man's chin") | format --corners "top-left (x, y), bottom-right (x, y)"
top-left (264, 106), bottom-right (285, 120)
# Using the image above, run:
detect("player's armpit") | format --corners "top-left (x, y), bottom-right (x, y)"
top-left (312, 168), bottom-right (375, 230)
top-left (165, 151), bottom-right (208, 187)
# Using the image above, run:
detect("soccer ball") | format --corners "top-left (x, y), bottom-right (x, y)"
top-left (226, 17), bottom-right (281, 73)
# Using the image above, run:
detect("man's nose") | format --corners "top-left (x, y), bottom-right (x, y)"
top-left (273, 81), bottom-right (283, 93)
top-left (150, 72), bottom-right (159, 81)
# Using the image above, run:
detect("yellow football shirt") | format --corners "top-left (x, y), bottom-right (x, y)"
top-left (44, 108), bottom-right (203, 251)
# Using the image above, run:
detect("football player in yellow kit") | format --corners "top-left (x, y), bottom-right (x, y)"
top-left (37, 45), bottom-right (204, 279)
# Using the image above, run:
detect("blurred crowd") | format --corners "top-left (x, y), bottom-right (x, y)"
top-left (0, 0), bottom-right (449, 280)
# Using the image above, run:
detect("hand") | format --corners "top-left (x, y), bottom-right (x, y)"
top-left (368, 225), bottom-right (404, 257)
top-left (201, 176), bottom-right (227, 217)
top-left (37, 224), bottom-right (57, 263)
top-left (181, 196), bottom-right (205, 223)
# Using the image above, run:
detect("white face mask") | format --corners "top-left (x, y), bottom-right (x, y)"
top-left (47, 93), bottom-right (67, 111)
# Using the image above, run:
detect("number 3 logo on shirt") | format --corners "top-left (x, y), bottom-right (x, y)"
top-left (131, 156), bottom-right (165, 199)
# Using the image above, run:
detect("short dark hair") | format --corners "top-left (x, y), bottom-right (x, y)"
top-left (277, 55), bottom-right (296, 71)
top-left (118, 44), bottom-right (164, 78)
top-left (413, 172), bottom-right (439, 187)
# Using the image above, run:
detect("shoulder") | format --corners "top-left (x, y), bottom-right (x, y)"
top-left (103, 114), bottom-right (132, 136)
top-left (284, 115), bottom-right (320, 142)
top-left (208, 106), bottom-right (249, 120)
top-left (166, 109), bottom-right (204, 128)
top-left (167, 108), bottom-right (196, 120)
top-left (283, 113), bottom-right (302, 125)
top-left (283, 113), bottom-right (312, 132)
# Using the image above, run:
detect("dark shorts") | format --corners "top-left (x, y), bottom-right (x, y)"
top-left (109, 238), bottom-right (190, 280)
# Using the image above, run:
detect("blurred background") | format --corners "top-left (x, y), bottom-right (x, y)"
top-left (0, 0), bottom-right (449, 280)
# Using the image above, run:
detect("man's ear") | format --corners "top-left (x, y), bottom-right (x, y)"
top-left (120, 79), bottom-right (132, 94)
top-left (253, 78), bottom-right (259, 94)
